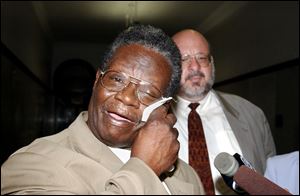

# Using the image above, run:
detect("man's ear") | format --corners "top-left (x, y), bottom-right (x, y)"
top-left (93, 69), bottom-right (101, 89)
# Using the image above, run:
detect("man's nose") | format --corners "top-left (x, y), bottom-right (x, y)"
top-left (114, 82), bottom-right (140, 108)
top-left (189, 57), bottom-right (202, 71)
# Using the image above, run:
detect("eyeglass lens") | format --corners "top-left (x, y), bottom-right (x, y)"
top-left (182, 53), bottom-right (211, 67)
top-left (100, 70), bottom-right (161, 105)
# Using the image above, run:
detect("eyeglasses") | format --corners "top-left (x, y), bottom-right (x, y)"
top-left (181, 53), bottom-right (213, 68)
top-left (100, 70), bottom-right (162, 106)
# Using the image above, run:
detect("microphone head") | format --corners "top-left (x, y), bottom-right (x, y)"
top-left (214, 152), bottom-right (239, 177)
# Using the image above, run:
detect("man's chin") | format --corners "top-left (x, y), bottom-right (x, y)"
top-left (179, 84), bottom-right (208, 99)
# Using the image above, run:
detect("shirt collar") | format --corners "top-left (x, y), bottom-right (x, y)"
top-left (175, 90), bottom-right (212, 110)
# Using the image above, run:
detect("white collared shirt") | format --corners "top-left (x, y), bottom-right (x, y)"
top-left (172, 90), bottom-right (243, 195)
top-left (264, 151), bottom-right (299, 195)
top-left (109, 147), bottom-right (172, 194)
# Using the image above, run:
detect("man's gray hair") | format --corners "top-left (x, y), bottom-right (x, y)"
top-left (101, 24), bottom-right (182, 97)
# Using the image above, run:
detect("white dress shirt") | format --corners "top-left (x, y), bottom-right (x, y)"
top-left (109, 147), bottom-right (172, 194)
top-left (172, 90), bottom-right (243, 195)
top-left (264, 151), bottom-right (299, 195)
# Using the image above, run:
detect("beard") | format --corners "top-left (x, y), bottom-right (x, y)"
top-left (179, 67), bottom-right (215, 100)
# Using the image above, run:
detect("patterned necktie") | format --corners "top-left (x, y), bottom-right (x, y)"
top-left (188, 103), bottom-right (215, 195)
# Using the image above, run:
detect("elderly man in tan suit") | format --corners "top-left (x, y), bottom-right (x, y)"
top-left (1, 25), bottom-right (205, 195)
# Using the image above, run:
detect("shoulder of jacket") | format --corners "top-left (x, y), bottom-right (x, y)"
top-left (216, 90), bottom-right (261, 109)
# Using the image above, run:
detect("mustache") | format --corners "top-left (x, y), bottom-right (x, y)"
top-left (185, 71), bottom-right (205, 81)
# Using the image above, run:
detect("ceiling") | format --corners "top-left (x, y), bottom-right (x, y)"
top-left (31, 1), bottom-right (249, 44)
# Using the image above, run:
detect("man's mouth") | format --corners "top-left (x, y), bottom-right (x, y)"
top-left (186, 72), bottom-right (205, 82)
top-left (190, 75), bottom-right (202, 81)
top-left (105, 111), bottom-right (137, 127)
top-left (108, 112), bottom-right (133, 123)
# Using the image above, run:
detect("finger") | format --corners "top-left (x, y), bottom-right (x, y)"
top-left (135, 120), bottom-right (146, 131)
top-left (147, 104), bottom-right (168, 120)
top-left (162, 101), bottom-right (171, 111)
top-left (165, 113), bottom-right (177, 126)
top-left (172, 127), bottom-right (179, 138)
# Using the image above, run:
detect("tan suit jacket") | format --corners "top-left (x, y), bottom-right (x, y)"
top-left (216, 91), bottom-right (276, 174)
top-left (1, 112), bottom-right (205, 195)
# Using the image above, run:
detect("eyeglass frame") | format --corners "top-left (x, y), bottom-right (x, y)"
top-left (99, 69), bottom-right (165, 106)
top-left (181, 53), bottom-right (214, 68)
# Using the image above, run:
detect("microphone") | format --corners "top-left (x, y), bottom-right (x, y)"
top-left (214, 152), bottom-right (292, 195)
top-left (214, 152), bottom-right (246, 194)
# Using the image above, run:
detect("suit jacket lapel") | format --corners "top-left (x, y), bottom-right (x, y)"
top-left (68, 112), bottom-right (124, 173)
top-left (164, 177), bottom-right (195, 195)
top-left (215, 92), bottom-right (257, 165)
top-left (163, 161), bottom-right (201, 195)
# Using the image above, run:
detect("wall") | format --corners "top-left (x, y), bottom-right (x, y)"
top-left (206, 1), bottom-right (299, 154)
top-left (206, 1), bottom-right (298, 82)
top-left (1, 1), bottom-right (52, 84)
top-left (51, 42), bottom-right (108, 78)
top-left (1, 1), bottom-right (54, 163)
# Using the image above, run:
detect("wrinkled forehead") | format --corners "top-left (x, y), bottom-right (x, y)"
top-left (107, 44), bottom-right (172, 91)
top-left (110, 44), bottom-right (170, 70)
